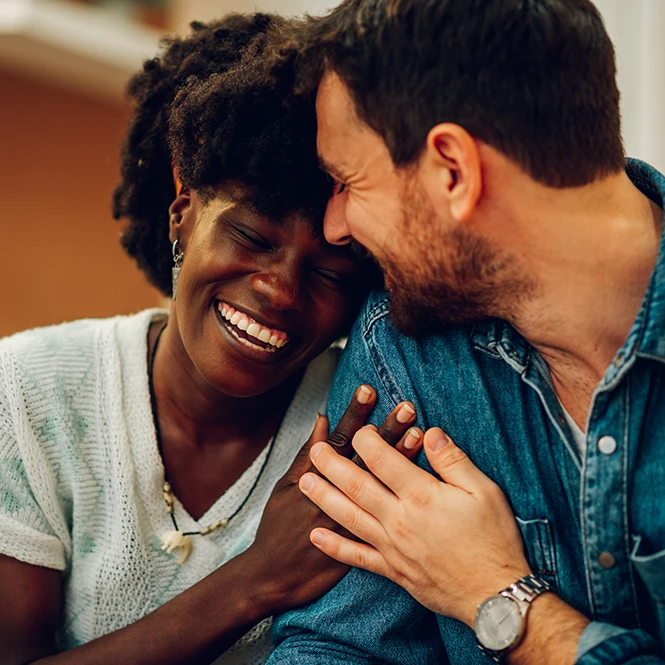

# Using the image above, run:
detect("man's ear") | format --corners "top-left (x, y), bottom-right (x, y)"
top-left (168, 189), bottom-right (193, 246)
top-left (421, 123), bottom-right (482, 223)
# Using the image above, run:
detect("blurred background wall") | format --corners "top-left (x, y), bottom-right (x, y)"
top-left (1, 0), bottom-right (664, 338)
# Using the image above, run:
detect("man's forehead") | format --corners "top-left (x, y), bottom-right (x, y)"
top-left (316, 71), bottom-right (369, 177)
top-left (316, 70), bottom-right (359, 124)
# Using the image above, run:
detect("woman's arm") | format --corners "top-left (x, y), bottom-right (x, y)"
top-left (2, 388), bottom-right (422, 665)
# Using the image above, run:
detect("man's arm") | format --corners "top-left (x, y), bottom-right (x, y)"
top-left (301, 427), bottom-right (664, 665)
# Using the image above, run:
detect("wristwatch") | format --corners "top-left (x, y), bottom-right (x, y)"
top-left (473, 574), bottom-right (552, 662)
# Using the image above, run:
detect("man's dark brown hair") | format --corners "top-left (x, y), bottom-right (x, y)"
top-left (290, 0), bottom-right (626, 188)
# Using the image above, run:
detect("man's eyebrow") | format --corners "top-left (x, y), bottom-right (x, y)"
top-left (318, 156), bottom-right (346, 181)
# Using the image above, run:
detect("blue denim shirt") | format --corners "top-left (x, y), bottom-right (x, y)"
top-left (268, 159), bottom-right (665, 665)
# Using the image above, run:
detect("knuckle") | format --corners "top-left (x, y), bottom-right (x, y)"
top-left (345, 475), bottom-right (365, 500)
top-left (439, 445), bottom-right (469, 469)
top-left (343, 506), bottom-right (361, 533)
top-left (406, 487), bottom-right (430, 510)
top-left (377, 422), bottom-right (401, 445)
top-left (327, 430), bottom-right (352, 451)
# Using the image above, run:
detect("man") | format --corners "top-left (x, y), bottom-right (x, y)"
top-left (265, 0), bottom-right (665, 664)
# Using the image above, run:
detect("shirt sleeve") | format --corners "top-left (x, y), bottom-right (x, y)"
top-left (269, 303), bottom-right (446, 664)
top-left (0, 355), bottom-right (66, 571)
top-left (576, 622), bottom-right (664, 664)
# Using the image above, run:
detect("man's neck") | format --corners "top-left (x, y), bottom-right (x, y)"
top-left (494, 170), bottom-right (663, 427)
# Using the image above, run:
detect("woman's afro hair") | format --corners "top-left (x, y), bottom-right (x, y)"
top-left (112, 13), bottom-right (333, 296)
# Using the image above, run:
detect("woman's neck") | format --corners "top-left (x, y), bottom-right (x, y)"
top-left (148, 318), bottom-right (303, 450)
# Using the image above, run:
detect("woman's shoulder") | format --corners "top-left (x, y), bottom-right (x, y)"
top-left (0, 309), bottom-right (161, 410)
top-left (0, 309), bottom-right (159, 364)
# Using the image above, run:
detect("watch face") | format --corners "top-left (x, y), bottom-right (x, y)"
top-left (474, 595), bottom-right (522, 652)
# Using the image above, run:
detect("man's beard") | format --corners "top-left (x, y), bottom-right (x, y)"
top-left (380, 176), bottom-right (535, 338)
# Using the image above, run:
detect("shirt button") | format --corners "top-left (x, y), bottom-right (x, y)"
top-left (598, 552), bottom-right (617, 569)
top-left (598, 435), bottom-right (617, 455)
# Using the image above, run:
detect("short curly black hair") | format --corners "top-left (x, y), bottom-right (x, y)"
top-left (112, 13), bottom-right (334, 296)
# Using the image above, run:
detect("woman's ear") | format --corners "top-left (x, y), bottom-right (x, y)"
top-left (168, 189), bottom-right (192, 246)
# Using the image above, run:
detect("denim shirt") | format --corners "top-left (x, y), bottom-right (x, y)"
top-left (268, 159), bottom-right (665, 665)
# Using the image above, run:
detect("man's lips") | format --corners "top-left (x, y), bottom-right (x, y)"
top-left (216, 301), bottom-right (291, 352)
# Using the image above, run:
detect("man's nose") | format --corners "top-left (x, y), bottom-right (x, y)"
top-left (323, 189), bottom-right (352, 245)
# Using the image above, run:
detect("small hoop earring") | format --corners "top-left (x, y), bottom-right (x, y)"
top-left (172, 239), bottom-right (184, 300)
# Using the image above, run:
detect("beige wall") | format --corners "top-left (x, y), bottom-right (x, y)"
top-left (1, 68), bottom-right (160, 338)
top-left (171, 0), bottom-right (334, 32)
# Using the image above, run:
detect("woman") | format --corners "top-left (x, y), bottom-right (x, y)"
top-left (0, 13), bottom-right (422, 665)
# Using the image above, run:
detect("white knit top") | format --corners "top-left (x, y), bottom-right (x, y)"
top-left (0, 310), bottom-right (339, 663)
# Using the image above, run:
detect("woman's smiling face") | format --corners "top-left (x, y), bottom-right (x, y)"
top-left (170, 187), bottom-right (365, 398)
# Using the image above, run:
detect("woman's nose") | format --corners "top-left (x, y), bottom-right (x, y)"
top-left (250, 268), bottom-right (303, 312)
top-left (324, 189), bottom-right (352, 245)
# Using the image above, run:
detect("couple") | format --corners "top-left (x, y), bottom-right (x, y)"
top-left (1, 1), bottom-right (664, 664)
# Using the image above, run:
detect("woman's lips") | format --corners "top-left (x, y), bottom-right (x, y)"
top-left (216, 301), bottom-right (290, 353)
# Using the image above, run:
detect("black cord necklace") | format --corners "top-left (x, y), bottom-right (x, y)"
top-left (148, 321), bottom-right (277, 564)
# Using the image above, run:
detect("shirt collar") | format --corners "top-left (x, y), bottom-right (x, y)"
top-left (626, 159), bottom-right (665, 362)
top-left (471, 158), bottom-right (665, 364)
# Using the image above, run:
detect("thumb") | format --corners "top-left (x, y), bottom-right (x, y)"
top-left (423, 428), bottom-right (487, 491)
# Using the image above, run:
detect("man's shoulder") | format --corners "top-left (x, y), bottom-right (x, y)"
top-left (346, 291), bottom-right (489, 375)
top-left (331, 292), bottom-right (510, 428)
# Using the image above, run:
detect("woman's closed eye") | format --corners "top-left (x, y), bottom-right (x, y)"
top-left (231, 224), bottom-right (273, 251)
top-left (313, 267), bottom-right (352, 291)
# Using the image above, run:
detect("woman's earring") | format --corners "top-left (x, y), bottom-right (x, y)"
top-left (172, 239), bottom-right (184, 300)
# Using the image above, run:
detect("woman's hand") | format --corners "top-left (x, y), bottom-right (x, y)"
top-left (243, 385), bottom-right (424, 614)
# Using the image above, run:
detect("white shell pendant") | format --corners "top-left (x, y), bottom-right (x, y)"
top-left (160, 530), bottom-right (192, 565)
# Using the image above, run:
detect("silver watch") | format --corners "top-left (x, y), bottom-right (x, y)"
top-left (473, 574), bottom-right (552, 662)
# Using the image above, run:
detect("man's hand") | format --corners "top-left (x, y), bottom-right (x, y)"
top-left (244, 386), bottom-right (424, 615)
top-left (298, 426), bottom-right (532, 627)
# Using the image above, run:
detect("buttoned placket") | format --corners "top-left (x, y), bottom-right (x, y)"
top-left (492, 330), bottom-right (642, 628)
top-left (582, 375), bottom-right (641, 629)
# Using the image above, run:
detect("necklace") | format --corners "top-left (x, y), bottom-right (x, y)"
top-left (148, 321), bottom-right (277, 564)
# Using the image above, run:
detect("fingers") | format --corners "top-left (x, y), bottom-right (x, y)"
top-left (351, 426), bottom-right (434, 499)
top-left (281, 413), bottom-right (330, 485)
top-left (326, 385), bottom-right (377, 457)
top-left (309, 528), bottom-right (389, 577)
top-left (394, 427), bottom-right (423, 461)
top-left (301, 443), bottom-right (393, 539)
top-left (352, 401), bottom-right (418, 469)
top-left (422, 428), bottom-right (495, 492)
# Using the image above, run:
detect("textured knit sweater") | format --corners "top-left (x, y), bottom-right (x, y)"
top-left (0, 310), bottom-right (339, 664)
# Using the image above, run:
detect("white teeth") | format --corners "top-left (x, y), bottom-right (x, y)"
top-left (225, 324), bottom-right (277, 353)
top-left (217, 301), bottom-right (290, 351)
top-left (246, 322), bottom-right (261, 338)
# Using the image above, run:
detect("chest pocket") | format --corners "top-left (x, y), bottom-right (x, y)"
top-left (515, 516), bottom-right (559, 591)
top-left (631, 536), bottom-right (665, 644)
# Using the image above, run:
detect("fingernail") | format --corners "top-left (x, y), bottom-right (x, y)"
top-left (300, 474), bottom-right (315, 493)
top-left (403, 428), bottom-right (422, 450)
top-left (310, 442), bottom-right (324, 461)
top-left (357, 385), bottom-right (372, 404)
top-left (311, 530), bottom-right (325, 546)
top-left (431, 434), bottom-right (451, 451)
top-left (396, 403), bottom-right (416, 424)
